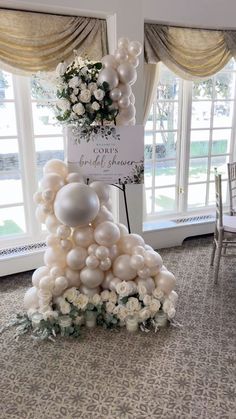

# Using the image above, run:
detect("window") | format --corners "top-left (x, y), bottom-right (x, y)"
top-left (144, 60), bottom-right (236, 221)
top-left (0, 69), bottom-right (65, 249)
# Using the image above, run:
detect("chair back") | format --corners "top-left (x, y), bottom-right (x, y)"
top-left (215, 173), bottom-right (223, 230)
top-left (227, 162), bottom-right (236, 215)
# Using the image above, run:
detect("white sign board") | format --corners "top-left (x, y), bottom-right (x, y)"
top-left (67, 125), bottom-right (144, 184)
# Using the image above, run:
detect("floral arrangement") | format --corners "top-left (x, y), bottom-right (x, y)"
top-left (55, 58), bottom-right (119, 127)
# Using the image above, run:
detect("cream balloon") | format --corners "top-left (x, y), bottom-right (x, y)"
top-left (109, 277), bottom-right (122, 291)
top-left (24, 287), bottom-right (39, 310)
top-left (115, 48), bottom-right (129, 64)
top-left (118, 96), bottom-right (130, 109)
top-left (85, 254), bottom-right (100, 269)
top-left (117, 83), bottom-right (132, 97)
top-left (110, 88), bottom-right (122, 101)
top-left (50, 266), bottom-right (65, 278)
top-left (155, 271), bottom-right (176, 295)
top-left (66, 247), bottom-right (88, 270)
top-left (97, 68), bottom-right (119, 90)
top-left (54, 183), bottom-right (99, 227)
top-left (137, 267), bottom-right (151, 279)
top-left (101, 271), bottom-right (114, 289)
top-left (45, 214), bottom-right (61, 233)
top-left (79, 285), bottom-right (101, 297)
top-left (39, 275), bottom-right (54, 291)
top-left (32, 266), bottom-right (50, 287)
top-left (132, 245), bottom-right (146, 256)
top-left (94, 221), bottom-right (120, 247)
top-left (128, 41), bottom-right (142, 57)
top-left (66, 172), bottom-right (85, 184)
top-left (149, 265), bottom-right (161, 276)
top-left (42, 189), bottom-right (55, 202)
top-left (40, 173), bottom-right (64, 192)
top-left (60, 239), bottom-right (73, 251)
top-left (118, 37), bottom-right (130, 49)
top-left (73, 226), bottom-right (94, 248)
top-left (113, 254), bottom-right (136, 280)
top-left (35, 205), bottom-right (47, 224)
top-left (128, 56), bottom-right (139, 68)
top-left (109, 244), bottom-right (119, 261)
top-left (56, 225), bottom-right (71, 239)
top-left (130, 254), bottom-right (145, 270)
top-left (101, 54), bottom-right (117, 69)
top-left (118, 103), bottom-right (136, 121)
top-left (118, 234), bottom-right (145, 255)
top-left (80, 267), bottom-right (104, 288)
top-left (95, 246), bottom-right (110, 260)
top-left (117, 63), bottom-right (137, 84)
top-left (89, 181), bottom-right (110, 203)
top-left (44, 246), bottom-right (67, 268)
top-left (136, 277), bottom-right (155, 295)
top-left (54, 276), bottom-right (68, 291)
top-left (65, 267), bottom-right (81, 287)
top-left (117, 223), bottom-right (129, 237)
top-left (92, 206), bottom-right (114, 227)
top-left (100, 257), bottom-right (112, 271)
top-left (144, 250), bottom-right (163, 269)
top-left (88, 243), bottom-right (98, 255)
top-left (33, 191), bottom-right (43, 204)
top-left (43, 159), bottom-right (68, 178)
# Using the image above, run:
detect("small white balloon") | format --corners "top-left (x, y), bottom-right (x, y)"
top-left (132, 245), bottom-right (146, 256)
top-left (42, 189), bottom-right (55, 202)
top-left (109, 277), bottom-right (122, 291)
top-left (118, 96), bottom-right (130, 109)
top-left (54, 276), bottom-right (68, 291)
top-left (101, 54), bottom-right (117, 69)
top-left (130, 254), bottom-right (145, 270)
top-left (32, 266), bottom-right (50, 287)
top-left (113, 254), bottom-right (136, 280)
top-left (44, 246), bottom-right (67, 268)
top-left (109, 244), bottom-right (119, 261)
top-left (40, 173), bottom-right (64, 192)
top-left (100, 257), bottom-right (112, 271)
top-left (73, 226), bottom-right (94, 248)
top-left (94, 221), bottom-right (120, 247)
top-left (118, 234), bottom-right (145, 255)
top-left (80, 267), bottom-right (104, 288)
top-left (88, 243), bottom-right (98, 255)
top-left (118, 103), bottom-right (136, 122)
top-left (50, 266), bottom-right (65, 278)
top-left (117, 63), bottom-right (137, 85)
top-left (66, 172), bottom-right (85, 184)
top-left (79, 285), bottom-right (101, 297)
top-left (137, 267), bottom-right (151, 279)
top-left (45, 214), bottom-right (61, 233)
top-left (115, 48), bottom-right (129, 64)
top-left (67, 247), bottom-right (88, 270)
top-left (118, 37), bottom-right (130, 49)
top-left (117, 83), bottom-right (132, 97)
top-left (43, 159), bottom-right (68, 178)
top-left (33, 191), bottom-right (43, 204)
top-left (129, 92), bottom-right (135, 104)
top-left (39, 275), bottom-right (54, 291)
top-left (97, 68), bottom-right (119, 90)
top-left (95, 246), bottom-right (110, 260)
top-left (56, 225), bottom-right (71, 239)
top-left (60, 239), bottom-right (73, 251)
top-left (24, 287), bottom-right (39, 310)
top-left (110, 88), bottom-right (122, 101)
top-left (85, 254), bottom-right (100, 269)
top-left (128, 56), bottom-right (139, 68)
top-left (128, 41), bottom-right (142, 57)
top-left (65, 267), bottom-right (81, 287)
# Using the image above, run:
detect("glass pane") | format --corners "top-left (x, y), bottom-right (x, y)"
top-left (35, 137), bottom-right (64, 179)
top-left (0, 71), bottom-right (14, 100)
top-left (155, 160), bottom-right (176, 187)
top-left (188, 184), bottom-right (206, 208)
top-left (0, 178), bottom-right (23, 206)
top-left (190, 130), bottom-right (210, 157)
top-left (32, 103), bottom-right (62, 135)
top-left (144, 161), bottom-right (152, 188)
top-left (223, 58), bottom-right (236, 71)
top-left (31, 75), bottom-right (56, 101)
top-left (193, 79), bottom-right (213, 100)
top-left (189, 158), bottom-right (208, 183)
top-left (208, 180), bottom-right (227, 206)
top-left (210, 155), bottom-right (229, 181)
top-left (214, 72), bottom-right (235, 100)
top-left (156, 102), bottom-right (178, 131)
top-left (212, 129), bottom-right (231, 155)
top-left (213, 101), bottom-right (234, 128)
top-left (0, 103), bottom-right (17, 136)
top-left (191, 101), bottom-right (212, 129)
top-left (145, 189), bottom-right (152, 214)
top-left (155, 187), bottom-right (176, 212)
top-left (0, 206), bottom-right (26, 237)
top-left (0, 139), bottom-right (20, 170)
top-left (154, 131), bottom-right (177, 159)
top-left (157, 66), bottom-right (180, 100)
top-left (145, 106), bottom-right (154, 130)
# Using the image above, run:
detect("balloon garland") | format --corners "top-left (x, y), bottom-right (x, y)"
top-left (22, 38), bottom-right (178, 339)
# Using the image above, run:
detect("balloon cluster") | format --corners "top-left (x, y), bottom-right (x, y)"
top-left (24, 159), bottom-right (177, 320)
top-left (99, 38), bottom-right (142, 126)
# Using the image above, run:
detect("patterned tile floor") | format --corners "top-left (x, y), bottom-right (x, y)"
top-left (0, 236), bottom-right (235, 419)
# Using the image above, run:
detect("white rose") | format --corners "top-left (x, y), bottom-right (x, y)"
top-left (57, 98), bottom-right (71, 112)
top-left (43, 310), bottom-right (58, 320)
top-left (167, 307), bottom-right (176, 319)
top-left (88, 82), bottom-right (97, 92)
top-left (101, 290), bottom-right (110, 301)
top-left (109, 291), bottom-right (117, 304)
top-left (137, 284), bottom-right (147, 297)
top-left (139, 308), bottom-right (151, 322)
top-left (116, 281), bottom-right (132, 297)
top-left (113, 305), bottom-right (120, 315)
top-left (126, 297), bottom-right (141, 312)
top-left (80, 66), bottom-right (88, 75)
top-left (74, 315), bottom-right (84, 325)
top-left (63, 287), bottom-right (78, 303)
top-left (38, 289), bottom-right (52, 304)
top-left (149, 299), bottom-right (161, 314)
top-left (59, 301), bottom-right (71, 315)
top-left (76, 294), bottom-right (89, 310)
top-left (94, 89), bottom-right (105, 101)
top-left (92, 294), bottom-right (101, 306)
top-left (80, 83), bottom-right (87, 90)
top-left (162, 299), bottom-right (174, 313)
top-left (91, 101), bottom-right (100, 111)
top-left (68, 76), bottom-right (80, 88)
top-left (152, 288), bottom-right (164, 300)
top-left (117, 306), bottom-right (129, 321)
top-left (70, 94), bottom-right (77, 103)
top-left (55, 61), bottom-right (67, 77)
top-left (143, 295), bottom-right (152, 306)
top-left (73, 88), bottom-right (79, 95)
top-left (106, 301), bottom-right (115, 314)
top-left (79, 89), bottom-right (91, 103)
top-left (169, 290), bottom-right (178, 304)
top-left (73, 103), bottom-right (85, 116)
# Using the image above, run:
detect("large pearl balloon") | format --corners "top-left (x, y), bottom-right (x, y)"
top-left (66, 172), bottom-right (85, 184)
top-left (24, 287), bottom-right (39, 310)
top-left (73, 226), bottom-right (94, 248)
top-left (67, 247), bottom-right (88, 270)
top-left (110, 88), bottom-right (122, 101)
top-left (43, 159), bottom-right (68, 178)
top-left (98, 68), bottom-right (119, 90)
top-left (54, 183), bottom-right (99, 227)
top-left (94, 221), bottom-right (120, 246)
top-left (155, 271), bottom-right (176, 295)
top-left (45, 214), bottom-right (61, 233)
top-left (79, 285), bottom-right (101, 297)
top-left (65, 267), bottom-right (81, 287)
top-left (144, 251), bottom-right (163, 269)
top-left (44, 246), bottom-right (67, 268)
top-left (113, 255), bottom-right (136, 280)
top-left (80, 267), bottom-right (104, 288)
top-left (118, 233), bottom-right (145, 255)
top-left (89, 181), bottom-right (110, 203)
top-left (40, 173), bottom-right (64, 192)
top-left (101, 54), bottom-right (117, 69)
top-left (117, 63), bottom-right (137, 85)
top-left (32, 266), bottom-right (50, 287)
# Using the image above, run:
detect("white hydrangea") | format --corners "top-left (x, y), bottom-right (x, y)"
top-left (68, 76), bottom-right (80, 88)
top-left (73, 103), bottom-right (85, 116)
top-left (117, 306), bottom-right (129, 321)
top-left (79, 89), bottom-right (91, 103)
top-left (43, 310), bottom-right (59, 320)
top-left (94, 89), bottom-right (105, 101)
top-left (88, 82), bottom-right (97, 92)
top-left (57, 98), bottom-right (71, 112)
top-left (59, 300), bottom-right (71, 315)
top-left (80, 82), bottom-right (87, 90)
top-left (143, 295), bottom-right (152, 306)
top-left (162, 299), bottom-right (174, 314)
top-left (91, 101), bottom-right (100, 111)
top-left (63, 287), bottom-right (78, 304)
top-left (149, 299), bottom-right (161, 314)
top-left (70, 94), bottom-right (77, 103)
top-left (109, 291), bottom-right (117, 304)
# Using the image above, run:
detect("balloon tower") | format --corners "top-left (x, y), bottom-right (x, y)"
top-left (23, 38), bottom-right (178, 338)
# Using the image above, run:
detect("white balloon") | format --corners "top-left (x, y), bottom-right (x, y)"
top-left (118, 37), bottom-right (130, 49)
top-left (110, 88), bottom-right (122, 102)
top-left (109, 244), bottom-right (119, 261)
top-left (65, 267), bottom-right (81, 287)
top-left (118, 103), bottom-right (136, 121)
top-left (129, 92), bottom-right (135, 104)
top-left (54, 183), bottom-right (99, 227)
top-left (60, 239), bottom-right (73, 251)
top-left (73, 226), bottom-right (94, 248)
top-left (79, 285), bottom-right (101, 297)
top-left (117, 83), bottom-right (132, 97)
top-left (155, 271), bottom-right (176, 295)
top-left (117, 223), bottom-right (129, 237)
top-left (89, 181), bottom-right (110, 203)
top-left (40, 173), bottom-right (64, 192)
top-left (95, 246), bottom-right (110, 260)
top-left (67, 247), bottom-right (88, 270)
top-left (118, 234), bottom-right (145, 255)
top-left (137, 267), bottom-right (151, 279)
top-left (109, 277), bottom-right (122, 291)
top-left (32, 266), bottom-right (50, 287)
top-left (117, 63), bottom-right (137, 85)
top-left (101, 54), bottom-right (117, 69)
top-left (100, 257), bottom-right (112, 271)
top-left (136, 277), bottom-right (155, 295)
top-left (54, 276), bottom-right (68, 291)
top-left (128, 56), bottom-right (139, 68)
top-left (113, 255), bottom-right (136, 280)
top-left (86, 254), bottom-right (100, 269)
top-left (44, 246), bottom-right (67, 269)
top-left (45, 214), bottom-right (61, 233)
top-left (101, 271), bottom-right (114, 289)
top-left (24, 287), bottom-right (39, 310)
top-left (39, 275), bottom-right (54, 291)
top-left (130, 254), bottom-right (144, 270)
top-left (50, 266), bottom-right (65, 278)
top-left (66, 172), bottom-right (85, 184)
top-left (97, 68), bottom-right (119, 90)
top-left (35, 205), bottom-right (47, 224)
top-left (128, 41), bottom-right (142, 57)
top-left (43, 159), bottom-right (68, 178)
top-left (33, 191), bottom-right (43, 204)
top-left (169, 290), bottom-right (178, 304)
top-left (94, 221), bottom-right (120, 246)
top-left (115, 48), bottom-right (129, 64)
top-left (144, 251), bottom-right (163, 269)
top-left (118, 96), bottom-right (130, 109)
top-left (56, 225), bottom-right (71, 239)
top-left (42, 189), bottom-right (55, 202)
top-left (132, 245), bottom-right (146, 256)
top-left (88, 243), bottom-right (98, 255)
top-left (92, 206), bottom-right (114, 227)
top-left (80, 267), bottom-right (104, 288)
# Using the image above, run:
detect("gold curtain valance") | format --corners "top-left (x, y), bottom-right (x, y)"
top-left (144, 23), bottom-right (234, 80)
top-left (0, 9), bottom-right (108, 74)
